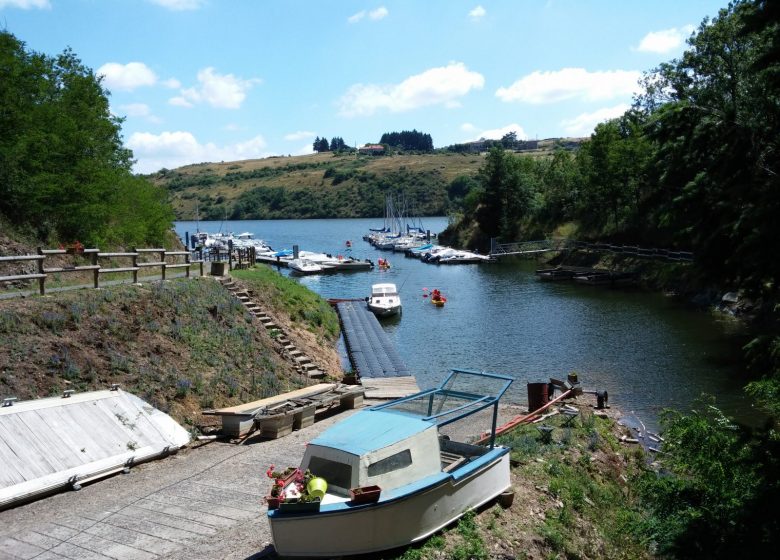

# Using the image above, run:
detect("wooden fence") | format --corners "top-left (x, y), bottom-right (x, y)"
top-left (0, 247), bottom-right (205, 295)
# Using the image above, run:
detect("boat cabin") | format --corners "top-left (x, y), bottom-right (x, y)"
top-left (299, 369), bottom-right (513, 501)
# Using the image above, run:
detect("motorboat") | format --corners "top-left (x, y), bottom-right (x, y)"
top-left (267, 369), bottom-right (514, 557)
top-left (288, 258), bottom-right (327, 275)
top-left (366, 283), bottom-right (401, 317)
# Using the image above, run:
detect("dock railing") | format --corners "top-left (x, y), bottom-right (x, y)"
top-left (0, 247), bottom-right (205, 295)
top-left (490, 237), bottom-right (694, 263)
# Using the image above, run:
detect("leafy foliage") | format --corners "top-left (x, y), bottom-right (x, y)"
top-left (0, 31), bottom-right (173, 246)
top-left (379, 129), bottom-right (434, 152)
top-left (637, 397), bottom-right (780, 557)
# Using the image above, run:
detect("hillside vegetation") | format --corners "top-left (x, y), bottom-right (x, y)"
top-left (151, 139), bottom-right (578, 222)
top-left (0, 272), bottom-right (341, 427)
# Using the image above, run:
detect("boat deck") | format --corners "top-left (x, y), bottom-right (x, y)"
top-left (335, 301), bottom-right (419, 399)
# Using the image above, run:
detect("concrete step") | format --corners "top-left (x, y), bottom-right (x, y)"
top-left (294, 356), bottom-right (312, 364)
top-left (264, 323), bottom-right (279, 330)
top-left (306, 369), bottom-right (325, 378)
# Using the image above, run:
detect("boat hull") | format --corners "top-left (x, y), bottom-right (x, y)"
top-left (367, 303), bottom-right (401, 317)
top-left (268, 450), bottom-right (510, 557)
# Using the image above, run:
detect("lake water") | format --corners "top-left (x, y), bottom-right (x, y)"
top-left (175, 218), bottom-right (757, 431)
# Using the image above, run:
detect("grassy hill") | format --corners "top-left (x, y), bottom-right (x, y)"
top-left (151, 140), bottom-right (583, 222)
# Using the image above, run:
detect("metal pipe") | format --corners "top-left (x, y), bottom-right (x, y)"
top-left (476, 388), bottom-right (573, 445)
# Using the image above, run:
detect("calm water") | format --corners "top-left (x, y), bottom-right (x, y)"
top-left (175, 218), bottom-right (756, 431)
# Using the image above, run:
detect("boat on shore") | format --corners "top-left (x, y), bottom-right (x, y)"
top-left (367, 282), bottom-right (402, 317)
top-left (267, 369), bottom-right (514, 557)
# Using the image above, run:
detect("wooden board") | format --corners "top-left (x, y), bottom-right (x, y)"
top-left (361, 377), bottom-right (421, 400)
top-left (0, 390), bottom-right (190, 509)
top-left (206, 383), bottom-right (335, 415)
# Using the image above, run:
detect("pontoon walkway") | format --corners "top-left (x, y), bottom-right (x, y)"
top-left (334, 301), bottom-right (420, 399)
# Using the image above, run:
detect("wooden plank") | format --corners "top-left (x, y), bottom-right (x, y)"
top-left (15, 410), bottom-right (80, 471)
top-left (97, 267), bottom-right (140, 274)
top-left (0, 274), bottom-right (47, 282)
top-left (94, 399), bottom-right (159, 449)
top-left (209, 383), bottom-right (335, 415)
top-left (0, 439), bottom-right (27, 486)
top-left (44, 407), bottom-right (107, 463)
top-left (0, 417), bottom-right (57, 479)
top-left (0, 255), bottom-right (44, 262)
top-left (32, 409), bottom-right (97, 468)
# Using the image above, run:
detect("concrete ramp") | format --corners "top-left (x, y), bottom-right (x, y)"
top-left (0, 389), bottom-right (190, 509)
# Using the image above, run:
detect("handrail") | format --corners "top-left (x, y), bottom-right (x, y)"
top-left (0, 247), bottom-right (205, 295)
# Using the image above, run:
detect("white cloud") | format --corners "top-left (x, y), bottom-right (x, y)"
top-left (338, 62), bottom-right (484, 117)
top-left (348, 10), bottom-right (366, 23)
top-left (369, 6), bottom-right (388, 20)
top-left (284, 131), bottom-right (316, 141)
top-left (127, 131), bottom-right (269, 173)
top-left (0, 0), bottom-right (50, 9)
top-left (173, 67), bottom-right (259, 109)
top-left (348, 6), bottom-right (387, 23)
top-left (560, 103), bottom-right (630, 136)
top-left (636, 25), bottom-right (695, 54)
top-left (97, 62), bottom-right (157, 91)
top-left (162, 78), bottom-right (181, 89)
top-left (469, 5), bottom-right (486, 20)
top-left (475, 123), bottom-right (528, 141)
top-left (496, 67), bottom-right (641, 104)
top-left (147, 0), bottom-right (204, 10)
top-left (460, 123), bottom-right (477, 132)
top-left (168, 96), bottom-right (194, 108)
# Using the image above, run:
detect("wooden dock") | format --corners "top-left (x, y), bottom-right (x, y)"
top-left (202, 383), bottom-right (365, 438)
top-left (333, 301), bottom-right (420, 400)
top-left (0, 389), bottom-right (190, 510)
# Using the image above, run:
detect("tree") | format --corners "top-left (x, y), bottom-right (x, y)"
top-left (0, 31), bottom-right (173, 245)
top-left (500, 131), bottom-right (517, 149)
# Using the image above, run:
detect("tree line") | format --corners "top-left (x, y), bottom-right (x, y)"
top-left (379, 129), bottom-right (433, 152)
top-left (442, 1), bottom-right (780, 555)
top-left (312, 136), bottom-right (348, 153)
top-left (0, 31), bottom-right (173, 246)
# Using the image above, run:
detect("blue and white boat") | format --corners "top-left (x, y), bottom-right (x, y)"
top-left (267, 369), bottom-right (514, 557)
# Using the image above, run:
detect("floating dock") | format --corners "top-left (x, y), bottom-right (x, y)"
top-left (334, 301), bottom-right (420, 399)
top-left (0, 389), bottom-right (190, 510)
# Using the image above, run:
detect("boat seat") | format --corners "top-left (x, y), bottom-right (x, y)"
top-left (441, 451), bottom-right (467, 472)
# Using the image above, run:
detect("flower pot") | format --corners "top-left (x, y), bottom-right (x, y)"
top-left (307, 477), bottom-right (328, 500)
top-left (349, 485), bottom-right (381, 504)
top-left (278, 498), bottom-right (321, 513)
top-left (266, 495), bottom-right (281, 510)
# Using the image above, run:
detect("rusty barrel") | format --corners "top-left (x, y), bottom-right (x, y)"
top-left (527, 382), bottom-right (550, 413)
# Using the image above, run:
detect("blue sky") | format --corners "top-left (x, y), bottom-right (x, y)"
top-left (3, 0), bottom-right (727, 174)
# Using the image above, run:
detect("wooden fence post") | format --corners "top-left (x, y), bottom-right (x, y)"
top-left (160, 249), bottom-right (166, 280)
top-left (36, 247), bottom-right (45, 295)
top-left (92, 250), bottom-right (99, 288)
top-left (131, 248), bottom-right (138, 283)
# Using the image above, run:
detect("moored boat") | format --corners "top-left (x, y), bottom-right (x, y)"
top-left (289, 258), bottom-right (327, 275)
top-left (367, 282), bottom-right (401, 317)
top-left (267, 369), bottom-right (514, 557)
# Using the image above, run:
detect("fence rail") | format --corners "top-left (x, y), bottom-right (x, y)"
top-left (489, 238), bottom-right (694, 263)
top-left (0, 247), bottom-right (205, 295)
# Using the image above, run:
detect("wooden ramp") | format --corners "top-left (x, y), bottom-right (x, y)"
top-left (0, 389), bottom-right (190, 510)
top-left (334, 301), bottom-right (420, 400)
top-left (203, 383), bottom-right (365, 438)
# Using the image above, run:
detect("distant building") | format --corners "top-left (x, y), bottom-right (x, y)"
top-left (358, 144), bottom-right (385, 155)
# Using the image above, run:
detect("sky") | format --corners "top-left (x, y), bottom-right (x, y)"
top-left (2, 0), bottom-right (728, 174)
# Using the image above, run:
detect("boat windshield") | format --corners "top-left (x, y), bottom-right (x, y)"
top-left (370, 369), bottom-right (513, 446)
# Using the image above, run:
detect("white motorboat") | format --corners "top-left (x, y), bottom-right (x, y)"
top-left (288, 258), bottom-right (327, 274)
top-left (267, 369), bottom-right (514, 557)
top-left (366, 283), bottom-right (402, 317)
